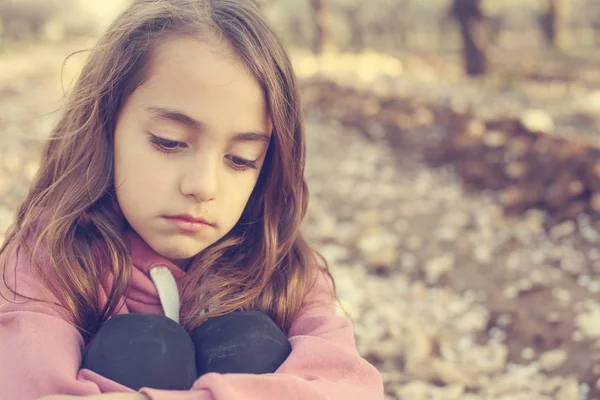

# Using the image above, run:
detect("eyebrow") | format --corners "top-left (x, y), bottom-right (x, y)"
top-left (145, 106), bottom-right (271, 144)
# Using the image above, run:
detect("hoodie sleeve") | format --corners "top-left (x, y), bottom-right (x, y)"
top-left (139, 270), bottom-right (384, 400)
top-left (0, 244), bottom-right (135, 399)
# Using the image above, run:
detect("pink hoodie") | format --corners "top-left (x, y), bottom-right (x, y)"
top-left (0, 228), bottom-right (383, 400)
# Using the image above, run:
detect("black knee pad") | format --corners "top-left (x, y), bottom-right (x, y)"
top-left (81, 313), bottom-right (196, 391)
top-left (191, 311), bottom-right (291, 376)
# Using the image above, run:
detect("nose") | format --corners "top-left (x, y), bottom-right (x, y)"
top-left (179, 154), bottom-right (218, 202)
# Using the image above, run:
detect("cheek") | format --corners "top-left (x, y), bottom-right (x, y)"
top-left (114, 133), bottom-right (170, 198)
top-left (114, 159), bottom-right (168, 218)
top-left (229, 177), bottom-right (260, 211)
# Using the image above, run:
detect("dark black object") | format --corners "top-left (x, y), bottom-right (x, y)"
top-left (191, 311), bottom-right (291, 376)
top-left (81, 313), bottom-right (197, 391)
top-left (81, 311), bottom-right (291, 390)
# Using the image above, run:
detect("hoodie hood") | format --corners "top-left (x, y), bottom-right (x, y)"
top-left (122, 228), bottom-right (185, 324)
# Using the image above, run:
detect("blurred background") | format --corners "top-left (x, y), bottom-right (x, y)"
top-left (1, 0), bottom-right (600, 399)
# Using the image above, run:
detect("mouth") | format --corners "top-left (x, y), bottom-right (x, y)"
top-left (166, 214), bottom-right (214, 225)
top-left (163, 214), bottom-right (215, 232)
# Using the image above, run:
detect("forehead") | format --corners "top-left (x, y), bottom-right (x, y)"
top-left (131, 36), bottom-right (269, 131)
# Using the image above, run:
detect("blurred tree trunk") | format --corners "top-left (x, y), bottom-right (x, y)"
top-left (594, 20), bottom-right (600, 46)
top-left (451, 0), bottom-right (489, 76)
top-left (390, 0), bottom-right (409, 50)
top-left (344, 6), bottom-right (364, 51)
top-left (310, 0), bottom-right (330, 55)
top-left (539, 0), bottom-right (567, 48)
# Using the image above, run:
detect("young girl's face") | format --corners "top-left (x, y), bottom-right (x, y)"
top-left (113, 36), bottom-right (272, 269)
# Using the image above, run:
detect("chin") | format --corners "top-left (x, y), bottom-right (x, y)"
top-left (159, 247), bottom-right (199, 261)
top-left (164, 242), bottom-right (211, 259)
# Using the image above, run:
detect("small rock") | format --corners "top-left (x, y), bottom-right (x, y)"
top-left (497, 314), bottom-right (512, 327)
top-left (489, 327), bottom-right (507, 342)
top-left (539, 349), bottom-right (568, 371)
top-left (529, 269), bottom-right (546, 284)
top-left (467, 119), bottom-right (486, 138)
top-left (436, 226), bottom-right (459, 242)
top-left (483, 130), bottom-right (507, 147)
top-left (575, 311), bottom-right (600, 338)
top-left (503, 285), bottom-right (518, 299)
top-left (521, 346), bottom-right (535, 361)
top-left (406, 235), bottom-right (424, 251)
top-left (369, 339), bottom-right (403, 361)
top-left (414, 107), bottom-right (435, 126)
top-left (579, 226), bottom-right (600, 244)
top-left (588, 281), bottom-right (600, 294)
top-left (473, 245), bottom-right (493, 265)
top-left (546, 311), bottom-right (561, 323)
top-left (519, 109), bottom-right (554, 134)
top-left (355, 209), bottom-right (381, 226)
top-left (556, 377), bottom-right (579, 400)
top-left (318, 243), bottom-right (350, 263)
top-left (460, 343), bottom-right (508, 375)
top-left (394, 381), bottom-right (429, 400)
top-left (588, 248), bottom-right (600, 261)
top-left (552, 287), bottom-right (572, 303)
top-left (425, 254), bottom-right (455, 283)
top-left (523, 210), bottom-right (545, 233)
top-left (335, 221), bottom-right (359, 246)
top-left (364, 248), bottom-right (399, 274)
top-left (400, 252), bottom-right (418, 272)
top-left (505, 161), bottom-right (528, 179)
top-left (429, 358), bottom-right (477, 388)
top-left (550, 221), bottom-right (576, 241)
top-left (314, 214), bottom-right (338, 240)
top-left (516, 278), bottom-right (534, 292)
top-left (357, 233), bottom-right (382, 254)
top-left (577, 274), bottom-right (591, 288)
top-left (404, 325), bottom-right (434, 370)
top-left (572, 330), bottom-right (585, 342)
top-left (436, 383), bottom-right (466, 400)
top-left (452, 307), bottom-right (489, 334)
top-left (410, 281), bottom-right (428, 300)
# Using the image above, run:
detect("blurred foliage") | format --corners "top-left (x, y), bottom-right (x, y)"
top-left (0, 0), bottom-right (129, 43)
top-left (0, 0), bottom-right (599, 56)
top-left (259, 0), bottom-right (598, 54)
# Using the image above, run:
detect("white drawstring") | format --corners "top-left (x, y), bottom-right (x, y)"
top-left (149, 266), bottom-right (180, 324)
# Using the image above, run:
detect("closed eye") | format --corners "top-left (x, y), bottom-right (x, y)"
top-left (148, 134), bottom-right (185, 154)
top-left (226, 155), bottom-right (257, 172)
top-left (149, 134), bottom-right (259, 171)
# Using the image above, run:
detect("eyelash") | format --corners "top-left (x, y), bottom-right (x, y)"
top-left (148, 134), bottom-right (258, 172)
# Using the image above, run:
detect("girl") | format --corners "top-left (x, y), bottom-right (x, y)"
top-left (0, 0), bottom-right (383, 399)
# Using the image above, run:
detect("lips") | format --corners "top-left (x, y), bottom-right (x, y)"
top-left (166, 214), bottom-right (214, 226)
top-left (163, 214), bottom-right (215, 233)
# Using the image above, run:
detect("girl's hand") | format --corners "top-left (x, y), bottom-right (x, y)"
top-left (38, 394), bottom-right (149, 400)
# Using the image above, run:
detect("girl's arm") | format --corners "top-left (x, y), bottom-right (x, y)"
top-left (0, 243), bottom-right (212, 400)
top-left (139, 270), bottom-right (384, 400)
top-left (0, 245), bottom-right (131, 399)
top-left (2, 241), bottom-right (382, 400)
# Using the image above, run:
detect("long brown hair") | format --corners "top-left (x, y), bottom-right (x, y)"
top-left (0, 0), bottom-right (334, 339)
